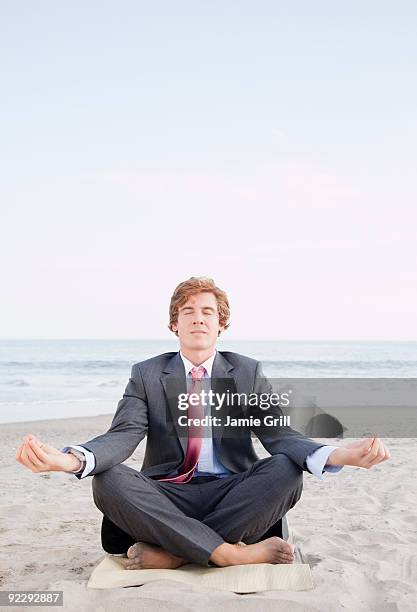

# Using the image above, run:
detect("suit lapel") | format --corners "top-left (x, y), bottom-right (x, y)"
top-left (160, 352), bottom-right (188, 455)
top-left (211, 352), bottom-right (236, 442)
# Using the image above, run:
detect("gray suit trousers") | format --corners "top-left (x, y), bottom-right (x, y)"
top-left (92, 453), bottom-right (303, 566)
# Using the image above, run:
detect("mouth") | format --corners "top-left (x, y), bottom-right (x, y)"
top-left (190, 331), bottom-right (207, 335)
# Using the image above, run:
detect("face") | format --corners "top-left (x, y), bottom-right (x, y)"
top-left (172, 292), bottom-right (224, 353)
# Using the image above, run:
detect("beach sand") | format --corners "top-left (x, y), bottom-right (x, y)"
top-left (1, 415), bottom-right (416, 611)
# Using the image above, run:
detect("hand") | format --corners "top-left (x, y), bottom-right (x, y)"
top-left (326, 435), bottom-right (391, 469)
top-left (15, 434), bottom-right (82, 473)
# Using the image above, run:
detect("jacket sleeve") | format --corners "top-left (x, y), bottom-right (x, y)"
top-left (250, 362), bottom-right (325, 472)
top-left (73, 364), bottom-right (148, 478)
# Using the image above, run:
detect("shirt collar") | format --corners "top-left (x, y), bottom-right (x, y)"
top-left (179, 350), bottom-right (216, 378)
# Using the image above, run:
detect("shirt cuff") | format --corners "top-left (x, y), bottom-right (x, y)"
top-left (61, 445), bottom-right (96, 479)
top-left (306, 445), bottom-right (343, 481)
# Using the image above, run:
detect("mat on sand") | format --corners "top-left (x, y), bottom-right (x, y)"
top-left (87, 555), bottom-right (313, 593)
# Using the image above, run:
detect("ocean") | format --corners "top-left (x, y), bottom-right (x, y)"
top-left (0, 339), bottom-right (416, 424)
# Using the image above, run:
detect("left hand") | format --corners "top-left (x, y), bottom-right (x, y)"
top-left (326, 436), bottom-right (391, 469)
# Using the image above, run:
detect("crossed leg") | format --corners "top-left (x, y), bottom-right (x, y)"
top-left (92, 454), bottom-right (303, 568)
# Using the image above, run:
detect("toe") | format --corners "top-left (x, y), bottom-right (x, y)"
top-left (124, 560), bottom-right (141, 570)
top-left (127, 543), bottom-right (140, 559)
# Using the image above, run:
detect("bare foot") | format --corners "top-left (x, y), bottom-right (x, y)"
top-left (121, 542), bottom-right (187, 570)
top-left (210, 536), bottom-right (294, 567)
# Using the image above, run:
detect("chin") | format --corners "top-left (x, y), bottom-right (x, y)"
top-left (188, 336), bottom-right (212, 349)
top-left (190, 341), bottom-right (210, 350)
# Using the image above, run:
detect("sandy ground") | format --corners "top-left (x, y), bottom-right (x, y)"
top-left (1, 414), bottom-right (416, 611)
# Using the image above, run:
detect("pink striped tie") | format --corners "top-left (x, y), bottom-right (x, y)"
top-left (159, 366), bottom-right (206, 483)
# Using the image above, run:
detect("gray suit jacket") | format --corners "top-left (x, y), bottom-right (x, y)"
top-left (76, 351), bottom-right (324, 480)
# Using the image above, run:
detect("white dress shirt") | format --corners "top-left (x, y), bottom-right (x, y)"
top-left (63, 350), bottom-right (343, 481)
top-left (179, 350), bottom-right (232, 477)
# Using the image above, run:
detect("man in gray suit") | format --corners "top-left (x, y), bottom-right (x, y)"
top-left (16, 277), bottom-right (391, 570)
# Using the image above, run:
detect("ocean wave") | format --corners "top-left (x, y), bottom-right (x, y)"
top-left (1, 358), bottom-right (416, 371)
top-left (262, 359), bottom-right (417, 370)
top-left (0, 398), bottom-right (109, 406)
top-left (3, 379), bottom-right (30, 386)
top-left (0, 360), bottom-right (132, 370)
top-left (97, 380), bottom-right (122, 387)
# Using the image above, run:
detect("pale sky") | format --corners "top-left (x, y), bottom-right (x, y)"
top-left (1, 1), bottom-right (417, 340)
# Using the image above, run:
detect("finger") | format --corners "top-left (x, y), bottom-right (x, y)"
top-left (20, 444), bottom-right (42, 471)
top-left (16, 442), bottom-right (25, 462)
top-left (376, 441), bottom-right (391, 463)
top-left (25, 434), bottom-right (47, 451)
top-left (360, 437), bottom-right (378, 467)
top-left (375, 440), bottom-right (390, 461)
top-left (19, 443), bottom-right (33, 465)
top-left (367, 440), bottom-right (386, 467)
top-left (357, 436), bottom-right (376, 456)
top-left (22, 435), bottom-right (42, 452)
top-left (28, 438), bottom-right (51, 462)
top-left (377, 440), bottom-right (386, 459)
top-left (367, 434), bottom-right (377, 450)
top-left (16, 443), bottom-right (28, 465)
top-left (25, 443), bottom-right (47, 469)
top-left (32, 436), bottom-right (46, 448)
top-left (379, 440), bottom-right (387, 458)
top-left (27, 435), bottom-right (44, 447)
top-left (362, 437), bottom-right (381, 468)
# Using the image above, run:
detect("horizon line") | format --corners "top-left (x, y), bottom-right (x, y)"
top-left (1, 338), bottom-right (416, 343)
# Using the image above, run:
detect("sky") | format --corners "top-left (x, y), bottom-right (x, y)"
top-left (1, 1), bottom-right (417, 340)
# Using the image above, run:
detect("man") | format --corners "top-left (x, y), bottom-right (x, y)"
top-left (16, 277), bottom-right (390, 570)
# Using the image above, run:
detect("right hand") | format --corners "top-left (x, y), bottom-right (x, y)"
top-left (15, 434), bottom-right (82, 473)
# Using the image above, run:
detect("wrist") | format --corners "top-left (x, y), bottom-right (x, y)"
top-left (326, 447), bottom-right (345, 467)
top-left (65, 450), bottom-right (84, 473)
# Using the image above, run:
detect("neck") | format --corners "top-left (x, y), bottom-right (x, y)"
top-left (180, 347), bottom-right (216, 366)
